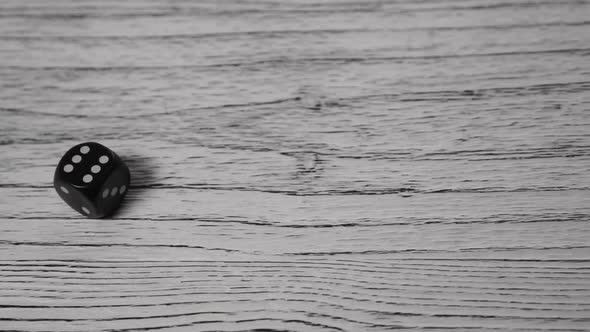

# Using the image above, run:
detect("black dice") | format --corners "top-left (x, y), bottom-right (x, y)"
top-left (53, 142), bottom-right (130, 218)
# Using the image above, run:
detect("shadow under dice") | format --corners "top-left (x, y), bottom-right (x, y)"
top-left (54, 142), bottom-right (130, 218)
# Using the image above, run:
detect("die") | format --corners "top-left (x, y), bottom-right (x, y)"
top-left (53, 142), bottom-right (130, 218)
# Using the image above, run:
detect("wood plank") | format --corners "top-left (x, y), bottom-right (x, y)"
top-left (2, 25), bottom-right (589, 67)
top-left (0, 257), bottom-right (589, 331)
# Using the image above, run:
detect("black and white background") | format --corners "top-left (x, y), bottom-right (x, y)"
top-left (1, 0), bottom-right (589, 331)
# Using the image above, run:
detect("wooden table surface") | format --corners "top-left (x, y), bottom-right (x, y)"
top-left (1, 0), bottom-right (590, 331)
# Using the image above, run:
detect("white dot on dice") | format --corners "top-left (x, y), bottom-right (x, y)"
top-left (99, 156), bottom-right (109, 164)
top-left (111, 187), bottom-right (118, 196)
top-left (60, 186), bottom-right (69, 194)
top-left (83, 174), bottom-right (93, 183)
top-left (102, 188), bottom-right (109, 198)
top-left (81, 206), bottom-right (90, 214)
top-left (63, 164), bottom-right (74, 173)
top-left (119, 185), bottom-right (126, 194)
top-left (80, 146), bottom-right (90, 154)
top-left (91, 165), bottom-right (101, 173)
top-left (72, 155), bottom-right (82, 163)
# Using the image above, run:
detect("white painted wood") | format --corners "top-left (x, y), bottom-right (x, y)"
top-left (1, 0), bottom-right (589, 331)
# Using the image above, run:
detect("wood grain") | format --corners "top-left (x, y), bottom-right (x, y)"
top-left (1, 0), bottom-right (589, 331)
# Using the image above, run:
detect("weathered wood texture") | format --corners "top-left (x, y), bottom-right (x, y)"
top-left (1, 0), bottom-right (590, 331)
